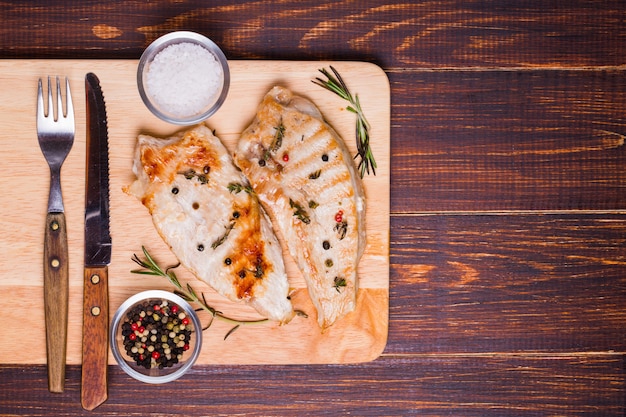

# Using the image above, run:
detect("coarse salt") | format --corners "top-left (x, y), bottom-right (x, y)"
top-left (146, 42), bottom-right (223, 119)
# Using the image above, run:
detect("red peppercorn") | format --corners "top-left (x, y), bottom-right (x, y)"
top-left (121, 300), bottom-right (191, 370)
top-left (282, 153), bottom-right (289, 162)
top-left (335, 210), bottom-right (344, 223)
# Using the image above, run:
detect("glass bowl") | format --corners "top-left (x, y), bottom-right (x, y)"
top-left (110, 290), bottom-right (202, 384)
top-left (137, 31), bottom-right (230, 125)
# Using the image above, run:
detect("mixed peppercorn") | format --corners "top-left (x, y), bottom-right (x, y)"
top-left (121, 299), bottom-right (193, 369)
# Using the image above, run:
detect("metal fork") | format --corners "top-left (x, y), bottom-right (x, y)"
top-left (37, 76), bottom-right (75, 393)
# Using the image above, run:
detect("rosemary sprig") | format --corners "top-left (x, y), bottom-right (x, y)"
top-left (131, 246), bottom-right (268, 339)
top-left (312, 66), bottom-right (377, 178)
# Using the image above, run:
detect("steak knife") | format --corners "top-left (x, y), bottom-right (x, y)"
top-left (81, 72), bottom-right (111, 411)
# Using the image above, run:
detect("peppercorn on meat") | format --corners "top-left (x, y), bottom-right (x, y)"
top-left (233, 86), bottom-right (366, 329)
top-left (125, 124), bottom-right (295, 323)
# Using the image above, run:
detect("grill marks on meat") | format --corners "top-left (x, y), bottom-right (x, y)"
top-left (234, 86), bottom-right (366, 328)
top-left (126, 124), bottom-right (295, 323)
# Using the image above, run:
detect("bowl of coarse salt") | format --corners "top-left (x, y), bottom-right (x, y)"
top-left (137, 31), bottom-right (230, 125)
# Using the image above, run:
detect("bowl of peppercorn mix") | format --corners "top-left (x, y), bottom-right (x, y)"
top-left (110, 290), bottom-right (202, 383)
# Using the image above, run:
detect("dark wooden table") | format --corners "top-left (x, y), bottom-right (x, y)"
top-left (1, 1), bottom-right (625, 415)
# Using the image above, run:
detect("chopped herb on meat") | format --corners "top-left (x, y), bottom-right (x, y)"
top-left (270, 120), bottom-right (285, 152)
top-left (211, 221), bottom-right (236, 249)
top-left (227, 182), bottom-right (254, 194)
top-left (289, 198), bottom-right (311, 224)
top-left (334, 220), bottom-right (348, 240)
top-left (333, 276), bottom-right (347, 292)
top-left (308, 170), bottom-right (321, 180)
top-left (180, 169), bottom-right (209, 184)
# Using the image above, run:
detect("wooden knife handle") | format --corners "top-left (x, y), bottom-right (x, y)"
top-left (81, 265), bottom-right (109, 410)
top-left (43, 212), bottom-right (69, 393)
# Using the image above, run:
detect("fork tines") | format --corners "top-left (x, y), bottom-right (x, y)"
top-left (37, 76), bottom-right (74, 125)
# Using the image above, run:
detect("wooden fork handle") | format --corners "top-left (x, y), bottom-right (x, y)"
top-left (43, 212), bottom-right (69, 393)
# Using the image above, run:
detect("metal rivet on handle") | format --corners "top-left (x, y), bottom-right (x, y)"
top-left (90, 274), bottom-right (100, 285)
top-left (91, 306), bottom-right (101, 316)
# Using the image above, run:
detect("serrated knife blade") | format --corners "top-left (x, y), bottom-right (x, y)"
top-left (81, 72), bottom-right (110, 411)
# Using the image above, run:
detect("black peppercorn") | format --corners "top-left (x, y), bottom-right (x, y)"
top-left (258, 159), bottom-right (266, 167)
top-left (203, 165), bottom-right (210, 174)
top-left (120, 300), bottom-right (192, 369)
top-left (323, 240), bottom-right (330, 250)
top-left (197, 244), bottom-right (204, 252)
top-left (225, 257), bottom-right (232, 265)
top-left (322, 154), bottom-right (329, 162)
top-left (233, 211), bottom-right (240, 219)
top-left (239, 270), bottom-right (246, 278)
top-left (172, 187), bottom-right (179, 194)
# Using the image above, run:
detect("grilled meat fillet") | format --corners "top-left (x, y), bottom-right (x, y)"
top-left (234, 86), bottom-right (366, 328)
top-left (126, 124), bottom-right (295, 323)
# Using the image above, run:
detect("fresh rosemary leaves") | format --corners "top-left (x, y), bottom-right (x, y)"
top-left (333, 276), bottom-right (347, 293)
top-left (227, 182), bottom-right (254, 195)
top-left (131, 246), bottom-right (268, 339)
top-left (288, 198), bottom-right (311, 224)
top-left (270, 120), bottom-right (285, 152)
top-left (211, 221), bottom-right (235, 249)
top-left (313, 66), bottom-right (377, 178)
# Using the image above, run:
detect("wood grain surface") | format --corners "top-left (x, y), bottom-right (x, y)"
top-left (81, 266), bottom-right (109, 410)
top-left (0, 0), bottom-right (625, 416)
top-left (0, 60), bottom-right (390, 365)
top-left (42, 211), bottom-right (69, 393)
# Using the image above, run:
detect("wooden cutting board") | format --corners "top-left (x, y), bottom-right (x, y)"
top-left (0, 60), bottom-right (389, 365)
